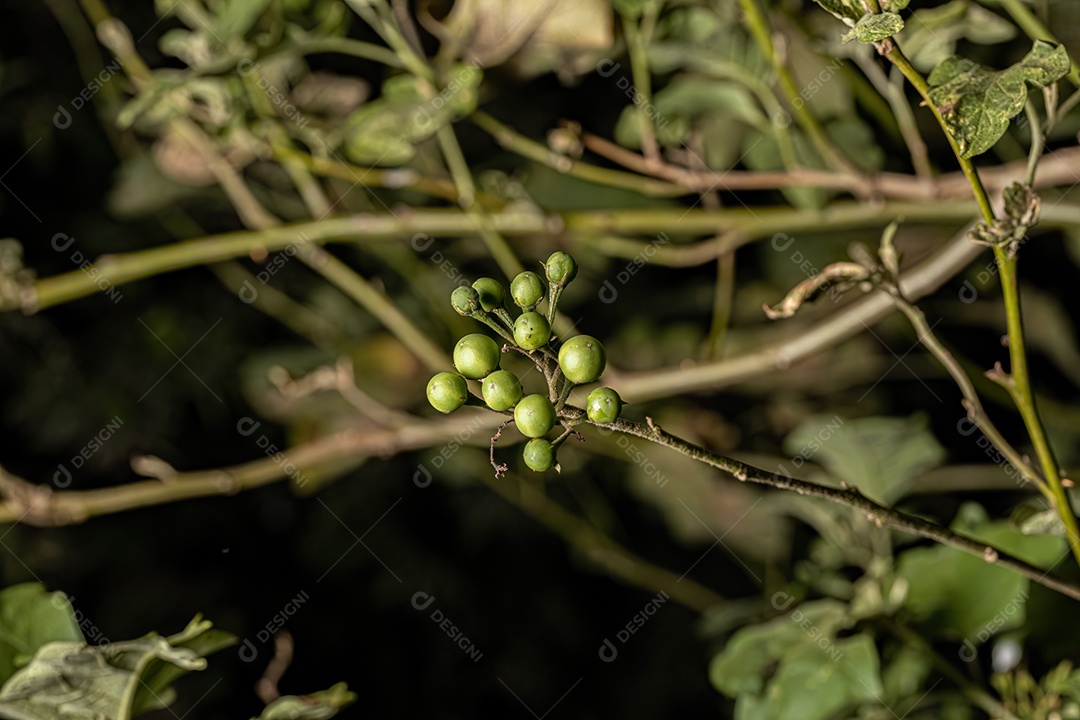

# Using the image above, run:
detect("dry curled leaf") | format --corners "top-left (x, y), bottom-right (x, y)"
top-left (763, 262), bottom-right (872, 319)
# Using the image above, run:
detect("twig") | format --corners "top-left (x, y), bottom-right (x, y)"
top-left (575, 411), bottom-right (1080, 602)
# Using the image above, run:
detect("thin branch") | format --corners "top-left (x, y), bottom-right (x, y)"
top-left (578, 411), bottom-right (1080, 602)
top-left (888, 295), bottom-right (1049, 497)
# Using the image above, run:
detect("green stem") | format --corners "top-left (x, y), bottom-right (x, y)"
top-left (471, 112), bottom-right (685, 197)
top-left (994, 249), bottom-right (1080, 556)
top-left (884, 44), bottom-right (997, 225)
top-left (886, 39), bottom-right (1080, 567)
top-left (296, 245), bottom-right (451, 371)
top-left (737, 0), bottom-right (857, 174)
top-left (622, 14), bottom-right (660, 163)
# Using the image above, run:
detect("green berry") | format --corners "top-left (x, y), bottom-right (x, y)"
top-left (454, 333), bottom-right (500, 379)
top-left (558, 335), bottom-right (606, 384)
top-left (482, 370), bottom-right (522, 411)
top-left (586, 387), bottom-right (622, 423)
top-left (514, 394), bottom-right (556, 438)
top-left (426, 372), bottom-right (468, 413)
top-left (472, 277), bottom-right (505, 312)
top-left (545, 252), bottom-right (577, 285)
top-left (513, 311), bottom-right (551, 351)
top-left (510, 271), bottom-right (545, 308)
top-left (523, 438), bottom-right (555, 472)
top-left (451, 286), bottom-right (481, 316)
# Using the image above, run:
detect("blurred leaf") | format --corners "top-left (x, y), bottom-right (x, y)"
top-left (131, 616), bottom-right (236, 714)
top-left (342, 65), bottom-right (482, 165)
top-left (896, 503), bottom-right (1066, 640)
top-left (783, 415), bottom-right (945, 506)
top-left (0, 628), bottom-right (210, 720)
top-left (710, 599), bottom-right (851, 696)
top-left (0, 584), bottom-right (83, 686)
top-left (811, 0), bottom-right (866, 25)
top-left (899, 0), bottom-right (1017, 72)
top-left (928, 41), bottom-right (1071, 158)
top-left (880, 0), bottom-right (910, 10)
top-left (442, 0), bottom-right (612, 78)
top-left (215, 0), bottom-right (273, 39)
top-left (735, 636), bottom-right (882, 720)
top-left (614, 77), bottom-right (765, 154)
top-left (742, 129), bottom-right (830, 209)
top-left (845, 12), bottom-right (904, 43)
top-left (1011, 505), bottom-right (1066, 537)
top-left (250, 683), bottom-right (356, 719)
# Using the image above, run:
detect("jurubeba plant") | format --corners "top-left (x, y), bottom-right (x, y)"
top-left (426, 252), bottom-right (619, 474)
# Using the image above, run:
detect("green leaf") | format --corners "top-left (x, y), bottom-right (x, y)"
top-left (880, 0), bottom-right (910, 10)
top-left (782, 414), bottom-right (945, 506)
top-left (0, 638), bottom-right (205, 719)
top-left (928, 40), bottom-right (1071, 157)
top-left (342, 64), bottom-right (483, 166)
top-left (251, 683), bottom-right (357, 719)
top-left (709, 599), bottom-right (850, 696)
top-left (0, 584), bottom-right (83, 686)
top-left (896, 503), bottom-right (1066, 640)
top-left (734, 636), bottom-right (883, 720)
top-left (0, 616), bottom-right (234, 720)
top-left (810, 0), bottom-right (867, 25)
top-left (845, 12), bottom-right (904, 43)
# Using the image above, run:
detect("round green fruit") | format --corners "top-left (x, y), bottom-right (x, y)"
top-left (510, 271), bottom-right (545, 308)
top-left (514, 311), bottom-right (551, 351)
top-left (481, 370), bottom-right (522, 411)
top-left (426, 372), bottom-right (468, 414)
top-left (558, 335), bottom-right (606, 384)
top-left (472, 278), bottom-right (505, 312)
top-left (514, 394), bottom-right (556, 438)
top-left (586, 387), bottom-right (623, 423)
top-left (453, 333), bottom-right (500, 379)
top-left (545, 251), bottom-right (577, 285)
top-left (523, 438), bottom-right (555, 472)
top-left (451, 286), bottom-right (481, 316)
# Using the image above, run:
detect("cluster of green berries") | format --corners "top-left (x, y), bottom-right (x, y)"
top-left (425, 252), bottom-right (625, 473)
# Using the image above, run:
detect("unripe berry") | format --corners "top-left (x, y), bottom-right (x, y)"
top-left (586, 387), bottom-right (622, 423)
top-left (426, 372), bottom-right (468, 413)
top-left (514, 311), bottom-right (551, 351)
top-left (451, 286), bottom-right (481, 316)
top-left (523, 438), bottom-right (555, 472)
top-left (472, 277), bottom-right (505, 312)
top-left (514, 394), bottom-right (556, 438)
top-left (454, 333), bottom-right (500, 379)
top-left (545, 251), bottom-right (577, 285)
top-left (482, 370), bottom-right (523, 411)
top-left (510, 271), bottom-right (545, 308)
top-left (558, 335), bottom-right (606, 384)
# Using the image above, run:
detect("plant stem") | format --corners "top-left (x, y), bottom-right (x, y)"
top-left (888, 295), bottom-right (1049, 496)
top-left (471, 112), bottom-right (686, 197)
top-left (737, 0), bottom-right (857, 174)
top-left (297, 245), bottom-right (451, 370)
top-left (884, 38), bottom-right (1080, 567)
top-left (883, 44), bottom-right (997, 224)
top-left (578, 411), bottom-right (1080, 602)
top-left (884, 619), bottom-right (1020, 720)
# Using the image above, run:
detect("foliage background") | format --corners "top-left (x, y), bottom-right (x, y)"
top-left (2, 0), bottom-right (1080, 717)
